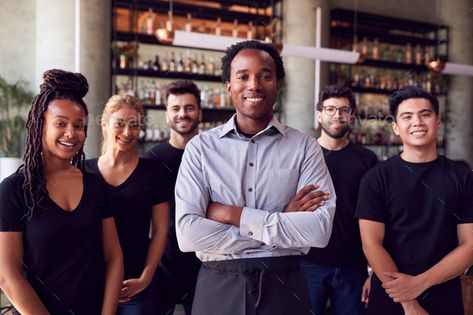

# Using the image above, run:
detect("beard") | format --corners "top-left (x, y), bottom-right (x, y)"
top-left (321, 121), bottom-right (350, 139)
top-left (170, 117), bottom-right (199, 135)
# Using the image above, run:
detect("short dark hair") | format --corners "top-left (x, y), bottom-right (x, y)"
top-left (389, 86), bottom-right (439, 118)
top-left (165, 80), bottom-right (201, 109)
top-left (316, 84), bottom-right (356, 111)
top-left (221, 40), bottom-right (285, 83)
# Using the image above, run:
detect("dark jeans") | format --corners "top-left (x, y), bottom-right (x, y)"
top-left (117, 277), bottom-right (159, 315)
top-left (300, 260), bottom-right (368, 315)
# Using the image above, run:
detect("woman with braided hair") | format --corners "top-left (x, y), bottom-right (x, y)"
top-left (0, 69), bottom-right (123, 314)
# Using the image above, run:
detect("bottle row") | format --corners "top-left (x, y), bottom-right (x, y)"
top-left (140, 121), bottom-right (227, 142)
top-left (330, 65), bottom-right (447, 95)
top-left (346, 37), bottom-right (435, 65)
top-left (137, 9), bottom-right (272, 41)
top-left (114, 79), bottom-right (233, 109)
top-left (136, 51), bottom-right (221, 76)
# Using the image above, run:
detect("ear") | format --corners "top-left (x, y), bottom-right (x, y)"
top-left (225, 81), bottom-right (231, 93)
top-left (392, 120), bottom-right (400, 136)
top-left (198, 109), bottom-right (203, 123)
top-left (436, 112), bottom-right (442, 128)
top-left (316, 110), bottom-right (322, 124)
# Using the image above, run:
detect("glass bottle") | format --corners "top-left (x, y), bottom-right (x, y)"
top-left (232, 19), bottom-right (239, 38)
top-left (215, 17), bottom-right (222, 36)
top-left (185, 13), bottom-right (192, 32)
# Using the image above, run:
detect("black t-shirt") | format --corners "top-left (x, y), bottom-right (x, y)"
top-left (85, 158), bottom-right (169, 280)
top-left (303, 142), bottom-right (377, 266)
top-left (355, 154), bottom-right (473, 314)
top-left (0, 170), bottom-right (112, 314)
top-left (144, 142), bottom-right (201, 300)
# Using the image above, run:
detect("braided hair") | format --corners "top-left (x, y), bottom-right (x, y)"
top-left (22, 69), bottom-right (89, 219)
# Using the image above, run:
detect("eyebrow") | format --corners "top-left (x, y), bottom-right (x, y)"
top-left (399, 109), bottom-right (433, 116)
top-left (235, 68), bottom-right (273, 75)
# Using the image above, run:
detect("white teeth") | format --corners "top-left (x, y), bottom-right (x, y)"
top-left (411, 131), bottom-right (427, 136)
top-left (58, 141), bottom-right (75, 147)
top-left (246, 97), bottom-right (263, 102)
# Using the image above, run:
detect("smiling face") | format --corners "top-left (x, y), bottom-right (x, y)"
top-left (317, 97), bottom-right (352, 139)
top-left (102, 105), bottom-right (142, 152)
top-left (225, 48), bottom-right (280, 133)
top-left (392, 98), bottom-right (441, 151)
top-left (166, 93), bottom-right (202, 136)
top-left (42, 99), bottom-right (87, 162)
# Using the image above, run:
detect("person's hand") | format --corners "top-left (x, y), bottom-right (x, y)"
top-left (284, 184), bottom-right (329, 212)
top-left (119, 277), bottom-right (150, 302)
top-left (206, 203), bottom-right (242, 226)
top-left (401, 300), bottom-right (429, 315)
top-left (361, 272), bottom-right (372, 304)
top-left (382, 271), bottom-right (428, 302)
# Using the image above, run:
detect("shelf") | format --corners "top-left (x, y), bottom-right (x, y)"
top-left (112, 0), bottom-right (277, 25)
top-left (113, 31), bottom-right (226, 52)
top-left (331, 8), bottom-right (447, 34)
top-left (113, 68), bottom-right (222, 82)
top-left (331, 27), bottom-right (443, 47)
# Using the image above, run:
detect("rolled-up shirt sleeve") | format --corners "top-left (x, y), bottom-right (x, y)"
top-left (239, 139), bottom-right (336, 248)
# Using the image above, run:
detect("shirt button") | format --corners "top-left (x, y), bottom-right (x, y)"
top-left (251, 139), bottom-right (255, 143)
top-left (248, 231), bottom-right (253, 236)
top-left (249, 162), bottom-right (254, 167)
top-left (248, 188), bottom-right (253, 192)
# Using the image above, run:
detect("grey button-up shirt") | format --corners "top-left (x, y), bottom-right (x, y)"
top-left (175, 115), bottom-right (336, 261)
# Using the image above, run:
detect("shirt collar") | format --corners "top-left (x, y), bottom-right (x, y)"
top-left (219, 114), bottom-right (287, 138)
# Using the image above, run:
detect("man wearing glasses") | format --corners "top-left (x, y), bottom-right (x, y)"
top-left (301, 84), bottom-right (378, 315)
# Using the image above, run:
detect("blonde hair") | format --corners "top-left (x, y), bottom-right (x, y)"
top-left (101, 94), bottom-right (144, 154)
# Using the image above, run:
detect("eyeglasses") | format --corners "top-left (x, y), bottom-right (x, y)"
top-left (321, 106), bottom-right (352, 116)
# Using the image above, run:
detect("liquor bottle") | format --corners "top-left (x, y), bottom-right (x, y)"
top-left (144, 9), bottom-right (156, 35)
top-left (192, 53), bottom-right (199, 73)
top-left (184, 51), bottom-right (192, 73)
top-left (215, 17), bottom-right (222, 36)
top-left (166, 10), bottom-right (173, 32)
top-left (185, 13), bottom-right (192, 32)
top-left (415, 44), bottom-right (422, 65)
top-left (352, 35), bottom-right (359, 53)
top-left (395, 46), bottom-right (404, 63)
top-left (177, 52), bottom-right (185, 72)
top-left (155, 82), bottom-right (162, 105)
top-left (199, 54), bottom-right (206, 74)
top-left (372, 38), bottom-right (380, 60)
top-left (405, 43), bottom-right (412, 64)
top-left (169, 52), bottom-right (177, 72)
top-left (152, 55), bottom-right (161, 72)
top-left (207, 57), bottom-right (216, 75)
top-left (361, 37), bottom-right (368, 57)
top-left (424, 47), bottom-right (431, 66)
top-left (232, 19), bottom-right (239, 38)
top-left (247, 21), bottom-right (254, 39)
top-left (126, 80), bottom-right (135, 97)
top-left (161, 52), bottom-right (170, 72)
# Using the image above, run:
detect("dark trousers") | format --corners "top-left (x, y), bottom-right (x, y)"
top-left (192, 256), bottom-right (313, 315)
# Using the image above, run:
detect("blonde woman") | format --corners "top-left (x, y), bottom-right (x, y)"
top-left (85, 94), bottom-right (169, 314)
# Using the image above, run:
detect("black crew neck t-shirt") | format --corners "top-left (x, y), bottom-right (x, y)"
top-left (144, 142), bottom-right (201, 300)
top-left (0, 171), bottom-right (112, 314)
top-left (303, 142), bottom-right (378, 266)
top-left (356, 154), bottom-right (473, 314)
top-left (85, 158), bottom-right (169, 280)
